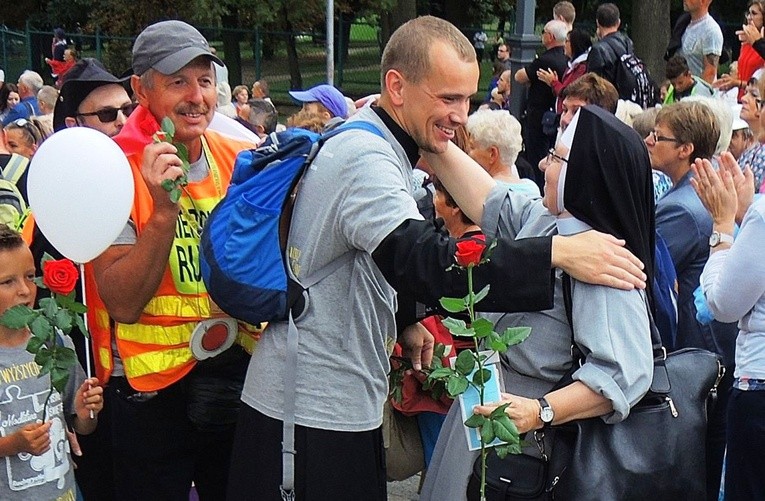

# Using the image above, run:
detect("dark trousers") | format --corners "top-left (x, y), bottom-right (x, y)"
top-left (706, 365), bottom-right (733, 500)
top-left (227, 405), bottom-right (387, 501)
top-left (109, 347), bottom-right (247, 501)
top-left (73, 385), bottom-right (115, 500)
top-left (523, 109), bottom-right (552, 190)
top-left (724, 388), bottom-right (765, 500)
top-left (109, 376), bottom-right (236, 501)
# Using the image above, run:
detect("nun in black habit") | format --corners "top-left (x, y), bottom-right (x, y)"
top-left (420, 105), bottom-right (655, 501)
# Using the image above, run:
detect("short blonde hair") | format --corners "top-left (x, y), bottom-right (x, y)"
top-left (380, 16), bottom-right (474, 89)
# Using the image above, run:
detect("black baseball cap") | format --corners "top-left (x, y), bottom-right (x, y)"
top-left (53, 58), bottom-right (130, 132)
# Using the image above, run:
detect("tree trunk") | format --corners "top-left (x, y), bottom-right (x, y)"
top-left (632, 0), bottom-right (670, 85)
top-left (380, 0), bottom-right (417, 47)
top-left (221, 15), bottom-right (241, 87)
top-left (338, 12), bottom-right (353, 61)
top-left (281, 8), bottom-right (302, 90)
top-left (442, 0), bottom-right (464, 27)
top-left (286, 32), bottom-right (302, 90)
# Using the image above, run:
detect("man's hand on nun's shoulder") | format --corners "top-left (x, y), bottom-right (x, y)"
top-left (551, 231), bottom-right (647, 290)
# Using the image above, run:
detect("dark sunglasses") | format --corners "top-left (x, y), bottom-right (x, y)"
top-left (77, 103), bottom-right (137, 123)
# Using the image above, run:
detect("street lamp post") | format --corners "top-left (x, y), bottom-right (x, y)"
top-left (508, 0), bottom-right (541, 120)
top-left (327, 0), bottom-right (335, 85)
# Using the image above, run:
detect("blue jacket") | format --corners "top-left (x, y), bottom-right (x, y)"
top-left (2, 97), bottom-right (40, 126)
top-left (656, 171), bottom-right (732, 361)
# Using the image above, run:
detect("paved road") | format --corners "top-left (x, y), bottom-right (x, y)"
top-left (387, 475), bottom-right (421, 501)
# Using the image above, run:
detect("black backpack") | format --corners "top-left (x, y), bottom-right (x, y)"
top-left (604, 37), bottom-right (659, 109)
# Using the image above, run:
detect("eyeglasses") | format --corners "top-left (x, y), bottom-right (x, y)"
top-left (650, 130), bottom-right (681, 144)
top-left (545, 148), bottom-right (569, 164)
top-left (76, 103), bottom-right (137, 123)
top-left (10, 118), bottom-right (42, 144)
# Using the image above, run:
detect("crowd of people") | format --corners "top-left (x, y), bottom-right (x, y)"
top-left (0, 1), bottom-right (762, 499)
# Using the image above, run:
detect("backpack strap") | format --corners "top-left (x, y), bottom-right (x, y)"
top-left (602, 35), bottom-right (628, 60)
top-left (280, 120), bottom-right (385, 501)
top-left (2, 153), bottom-right (30, 184)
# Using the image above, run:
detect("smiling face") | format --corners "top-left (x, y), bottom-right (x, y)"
top-left (133, 57), bottom-right (216, 157)
top-left (539, 143), bottom-right (570, 215)
top-left (396, 42), bottom-right (479, 154)
top-left (0, 246), bottom-right (36, 335)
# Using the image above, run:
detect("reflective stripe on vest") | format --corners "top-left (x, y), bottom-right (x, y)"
top-left (117, 320), bottom-right (195, 346)
top-left (141, 295), bottom-right (211, 319)
top-left (121, 343), bottom-right (193, 379)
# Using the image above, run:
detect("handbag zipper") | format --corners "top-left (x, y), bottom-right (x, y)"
top-left (666, 396), bottom-right (678, 417)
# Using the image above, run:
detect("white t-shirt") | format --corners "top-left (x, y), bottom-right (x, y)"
top-left (679, 14), bottom-right (723, 79)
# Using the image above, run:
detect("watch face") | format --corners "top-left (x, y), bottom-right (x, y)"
top-left (709, 232), bottom-right (720, 247)
top-left (540, 406), bottom-right (554, 423)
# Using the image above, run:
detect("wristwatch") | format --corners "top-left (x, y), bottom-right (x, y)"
top-left (537, 397), bottom-right (554, 427)
top-left (709, 231), bottom-right (734, 248)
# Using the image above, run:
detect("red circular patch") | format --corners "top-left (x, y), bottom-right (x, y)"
top-left (201, 323), bottom-right (229, 351)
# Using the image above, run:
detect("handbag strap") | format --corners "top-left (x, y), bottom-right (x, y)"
top-left (562, 273), bottom-right (664, 358)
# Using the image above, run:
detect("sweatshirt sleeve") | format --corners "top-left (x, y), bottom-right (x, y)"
top-left (372, 218), bottom-right (555, 326)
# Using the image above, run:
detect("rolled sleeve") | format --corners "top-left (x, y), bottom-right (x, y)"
top-left (570, 281), bottom-right (654, 423)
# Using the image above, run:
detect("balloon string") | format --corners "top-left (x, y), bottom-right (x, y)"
top-left (79, 262), bottom-right (94, 419)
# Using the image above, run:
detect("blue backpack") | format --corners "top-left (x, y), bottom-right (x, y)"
top-left (200, 121), bottom-right (384, 326)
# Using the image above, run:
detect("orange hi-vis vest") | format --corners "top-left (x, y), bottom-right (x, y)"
top-left (110, 126), bottom-right (261, 392)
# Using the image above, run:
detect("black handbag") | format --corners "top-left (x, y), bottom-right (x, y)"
top-left (548, 275), bottom-right (724, 500)
top-left (468, 275), bottom-right (724, 500)
top-left (541, 110), bottom-right (559, 138)
top-left (466, 432), bottom-right (551, 501)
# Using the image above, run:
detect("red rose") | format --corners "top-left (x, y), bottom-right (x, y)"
top-left (42, 259), bottom-right (79, 295)
top-left (454, 238), bottom-right (486, 267)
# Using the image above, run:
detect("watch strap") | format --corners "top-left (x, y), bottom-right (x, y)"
top-left (538, 396), bottom-right (554, 426)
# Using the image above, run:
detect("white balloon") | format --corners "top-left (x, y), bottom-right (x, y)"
top-left (28, 128), bottom-right (134, 263)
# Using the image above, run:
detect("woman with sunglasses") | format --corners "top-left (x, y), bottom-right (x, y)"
top-left (3, 118), bottom-right (43, 159)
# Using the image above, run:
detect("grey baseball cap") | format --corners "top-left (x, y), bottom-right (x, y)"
top-left (132, 20), bottom-right (222, 76)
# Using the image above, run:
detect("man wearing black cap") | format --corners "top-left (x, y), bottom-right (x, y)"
top-left (90, 20), bottom-right (257, 500)
top-left (53, 58), bottom-right (134, 137)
